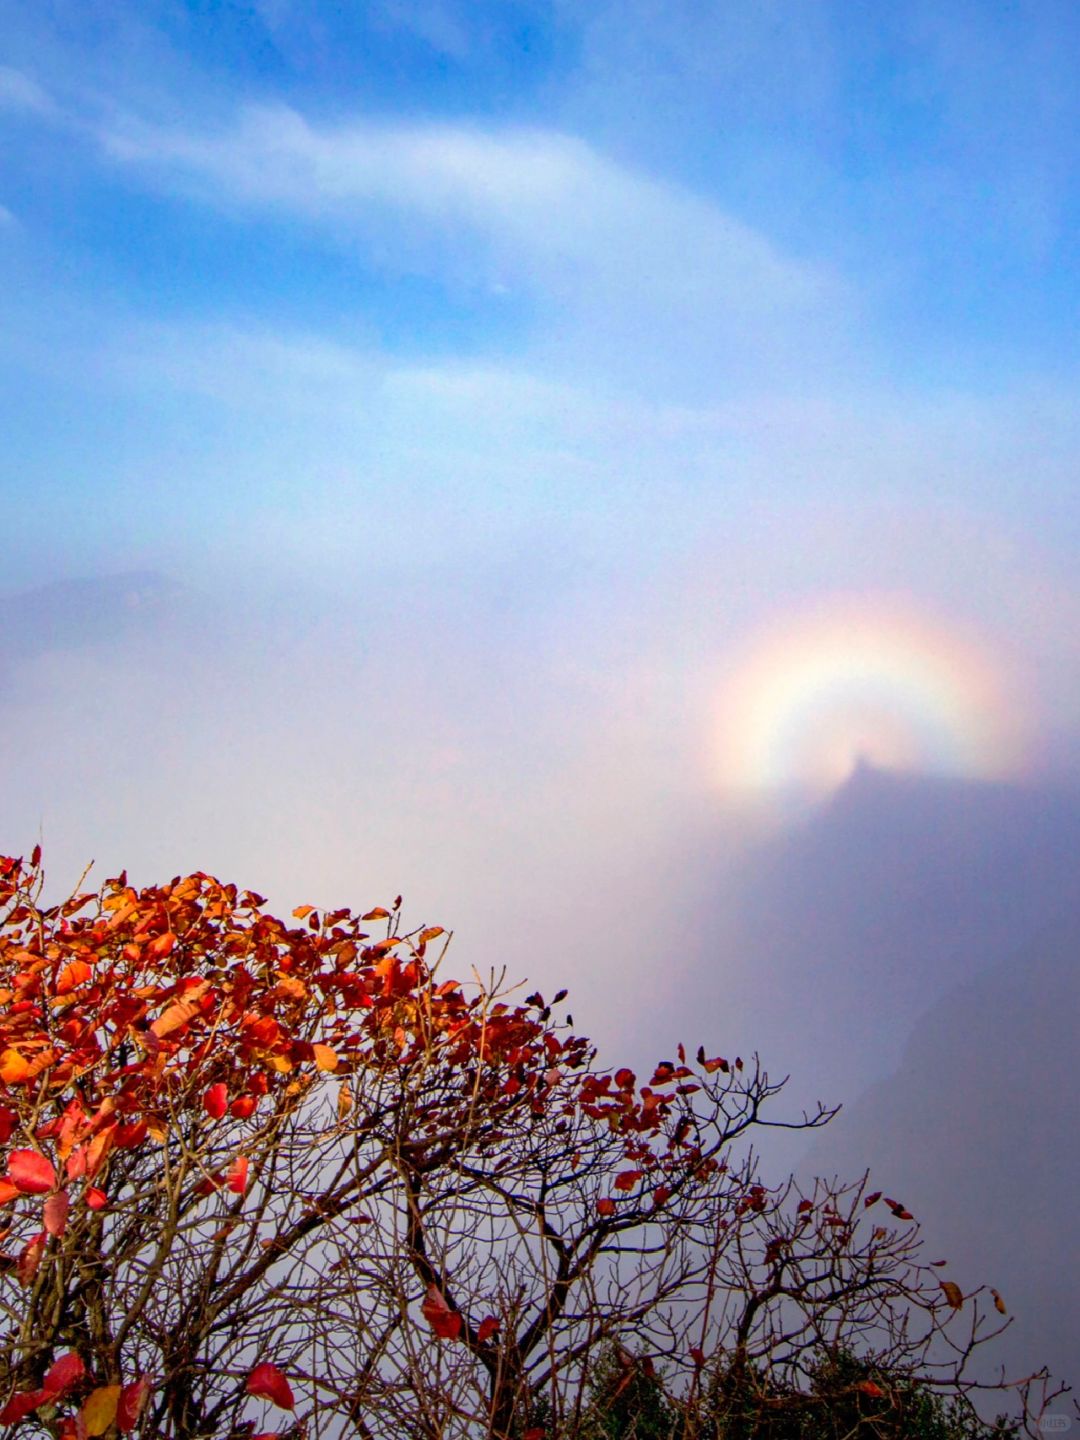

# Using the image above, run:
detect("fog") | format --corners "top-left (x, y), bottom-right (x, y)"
top-left (2, 0), bottom-right (1078, 1418)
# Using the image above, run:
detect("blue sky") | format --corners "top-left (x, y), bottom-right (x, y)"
top-left (2, 2), bottom-right (1079, 895)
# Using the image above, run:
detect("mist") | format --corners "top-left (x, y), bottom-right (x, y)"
top-left (3, 0), bottom-right (1079, 1420)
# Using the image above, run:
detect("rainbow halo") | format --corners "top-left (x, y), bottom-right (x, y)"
top-left (714, 599), bottom-right (1024, 793)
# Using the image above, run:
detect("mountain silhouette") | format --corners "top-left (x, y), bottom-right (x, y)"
top-left (803, 919), bottom-right (1079, 1404)
top-left (670, 764), bottom-right (1080, 1112)
top-left (0, 572), bottom-right (177, 680)
top-left (658, 764), bottom-right (1080, 1406)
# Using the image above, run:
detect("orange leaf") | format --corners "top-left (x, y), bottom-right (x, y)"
top-left (7, 1149), bottom-right (56, 1194)
top-left (85, 1186), bottom-right (108, 1210)
top-left (227, 1155), bottom-right (249, 1194)
top-left (0, 1048), bottom-right (31, 1083)
top-left (55, 960), bottom-right (92, 995)
top-left (0, 1178), bottom-right (21, 1204)
top-left (81, 1385), bottom-right (122, 1437)
top-left (246, 1362), bottom-right (295, 1410)
top-left (86, 1126), bottom-right (115, 1178)
top-left (857, 1380), bottom-right (885, 1399)
top-left (150, 981), bottom-right (210, 1038)
top-left (991, 1288), bottom-right (1007, 1315)
top-left (939, 1280), bottom-right (964, 1310)
top-left (312, 1044), bottom-right (339, 1072)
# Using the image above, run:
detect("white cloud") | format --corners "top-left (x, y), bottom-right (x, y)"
top-left (0, 65), bottom-right (58, 118)
top-left (99, 104), bottom-right (833, 387)
top-left (376, 0), bottom-right (472, 58)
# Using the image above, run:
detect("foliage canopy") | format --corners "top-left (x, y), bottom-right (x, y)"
top-left (0, 850), bottom-right (1064, 1438)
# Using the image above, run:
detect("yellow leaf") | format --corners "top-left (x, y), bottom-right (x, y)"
top-left (939, 1280), bottom-right (964, 1310)
top-left (82, 1385), bottom-right (122, 1436)
top-left (266, 1054), bottom-right (293, 1073)
top-left (337, 1083), bottom-right (354, 1120)
top-left (312, 1044), bottom-right (339, 1072)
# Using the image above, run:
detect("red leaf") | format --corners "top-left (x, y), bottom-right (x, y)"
top-left (203, 1084), bottom-right (228, 1119)
top-left (7, 1149), bottom-right (57, 1194)
top-left (0, 1178), bottom-right (21, 1204)
top-left (114, 1120), bottom-right (148, 1150)
top-left (230, 1095), bottom-right (257, 1119)
top-left (246, 1362), bottom-right (295, 1411)
top-left (857, 1380), bottom-right (885, 1399)
top-left (0, 1390), bottom-right (48, 1424)
top-left (44, 1352), bottom-right (86, 1396)
top-left (0, 1107), bottom-right (16, 1144)
top-left (596, 1197), bottom-right (616, 1217)
top-left (44, 1189), bottom-right (70, 1237)
top-left (421, 1284), bottom-right (462, 1340)
top-left (614, 1169), bottom-right (642, 1193)
top-left (85, 1186), bottom-right (108, 1211)
top-left (227, 1155), bottom-right (249, 1194)
top-left (476, 1316), bottom-right (499, 1344)
top-left (16, 1231), bottom-right (46, 1287)
top-left (522, 1429), bottom-right (546, 1440)
top-left (117, 1376), bottom-right (151, 1431)
top-left (689, 1347), bottom-right (706, 1367)
top-left (614, 1068), bottom-right (635, 1089)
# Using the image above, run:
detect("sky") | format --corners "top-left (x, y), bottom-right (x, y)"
top-left (3, 0), bottom-right (1079, 964)
top-left (2, 0), bottom-right (1080, 1400)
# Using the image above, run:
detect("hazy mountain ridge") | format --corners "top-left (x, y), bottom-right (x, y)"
top-left (0, 572), bottom-right (178, 673)
top-left (678, 764), bottom-right (1080, 1111)
top-left (803, 918), bottom-right (1079, 1402)
top-left (668, 764), bottom-right (1080, 1406)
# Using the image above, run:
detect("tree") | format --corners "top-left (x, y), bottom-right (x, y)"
top-left (0, 850), bottom-right (1067, 1439)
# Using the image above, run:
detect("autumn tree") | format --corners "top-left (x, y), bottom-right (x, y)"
top-left (0, 850), bottom-right (1066, 1439)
